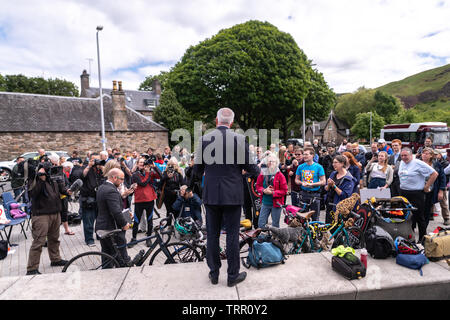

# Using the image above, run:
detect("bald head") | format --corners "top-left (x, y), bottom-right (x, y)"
top-left (216, 108), bottom-right (234, 127)
top-left (107, 168), bottom-right (125, 187)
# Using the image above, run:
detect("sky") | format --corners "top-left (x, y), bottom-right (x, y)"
top-left (0, 0), bottom-right (449, 94)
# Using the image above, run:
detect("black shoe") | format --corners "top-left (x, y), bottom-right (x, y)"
top-left (128, 238), bottom-right (136, 248)
top-left (43, 241), bottom-right (48, 248)
top-left (26, 270), bottom-right (41, 276)
top-left (209, 273), bottom-right (218, 285)
top-left (227, 272), bottom-right (247, 287)
top-left (145, 238), bottom-right (152, 247)
top-left (50, 259), bottom-right (68, 267)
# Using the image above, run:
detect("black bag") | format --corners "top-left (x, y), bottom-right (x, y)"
top-left (332, 252), bottom-right (366, 280)
top-left (67, 212), bottom-right (82, 225)
top-left (0, 240), bottom-right (8, 260)
top-left (365, 226), bottom-right (397, 259)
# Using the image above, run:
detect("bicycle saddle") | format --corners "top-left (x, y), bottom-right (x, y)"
top-left (296, 210), bottom-right (315, 220)
top-left (96, 229), bottom-right (122, 239)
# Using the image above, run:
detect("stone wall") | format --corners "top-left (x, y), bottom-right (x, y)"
top-left (0, 131), bottom-right (169, 160)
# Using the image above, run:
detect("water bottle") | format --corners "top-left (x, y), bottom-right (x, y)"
top-left (360, 248), bottom-right (368, 269)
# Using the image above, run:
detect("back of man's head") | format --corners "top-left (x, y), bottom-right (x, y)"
top-left (216, 108), bottom-right (234, 126)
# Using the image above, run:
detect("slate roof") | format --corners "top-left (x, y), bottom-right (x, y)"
top-left (0, 91), bottom-right (167, 132)
top-left (84, 87), bottom-right (159, 112)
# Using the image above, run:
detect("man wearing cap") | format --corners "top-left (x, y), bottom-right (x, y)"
top-left (377, 139), bottom-right (393, 155)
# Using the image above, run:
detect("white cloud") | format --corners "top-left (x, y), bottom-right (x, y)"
top-left (0, 0), bottom-right (449, 93)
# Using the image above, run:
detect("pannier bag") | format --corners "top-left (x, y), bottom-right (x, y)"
top-left (423, 230), bottom-right (450, 261)
top-left (331, 252), bottom-right (366, 280)
top-left (365, 226), bottom-right (397, 259)
top-left (394, 236), bottom-right (421, 255)
top-left (396, 253), bottom-right (428, 276)
top-left (243, 239), bottom-right (285, 269)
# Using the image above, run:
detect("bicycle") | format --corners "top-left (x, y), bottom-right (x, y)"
top-left (61, 217), bottom-right (201, 273)
top-left (175, 216), bottom-right (262, 260)
top-left (279, 198), bottom-right (365, 254)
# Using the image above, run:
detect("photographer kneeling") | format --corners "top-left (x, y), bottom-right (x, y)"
top-left (26, 161), bottom-right (73, 275)
top-left (172, 185), bottom-right (203, 227)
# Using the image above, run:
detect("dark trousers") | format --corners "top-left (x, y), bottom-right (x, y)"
top-left (133, 201), bottom-right (154, 239)
top-left (99, 231), bottom-right (130, 268)
top-left (390, 177), bottom-right (401, 197)
top-left (424, 191), bottom-right (434, 228)
top-left (300, 190), bottom-right (321, 221)
top-left (400, 189), bottom-right (426, 241)
top-left (205, 205), bottom-right (241, 281)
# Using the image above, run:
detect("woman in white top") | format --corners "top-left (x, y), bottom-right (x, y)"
top-left (365, 151), bottom-right (393, 189)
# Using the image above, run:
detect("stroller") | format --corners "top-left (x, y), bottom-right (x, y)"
top-left (359, 196), bottom-right (416, 242)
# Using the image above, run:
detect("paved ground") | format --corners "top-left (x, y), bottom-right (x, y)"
top-left (0, 190), bottom-right (447, 277)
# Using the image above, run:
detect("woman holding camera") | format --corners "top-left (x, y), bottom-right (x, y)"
top-left (129, 158), bottom-right (161, 247)
top-left (161, 158), bottom-right (184, 225)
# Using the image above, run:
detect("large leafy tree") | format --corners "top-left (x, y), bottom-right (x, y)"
top-left (165, 20), bottom-right (334, 139)
top-left (153, 87), bottom-right (193, 147)
top-left (0, 74), bottom-right (79, 97)
top-left (351, 111), bottom-right (385, 141)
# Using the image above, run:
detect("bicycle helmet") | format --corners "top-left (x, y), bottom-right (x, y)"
top-left (240, 219), bottom-right (252, 229)
top-left (394, 236), bottom-right (421, 255)
top-left (174, 217), bottom-right (195, 235)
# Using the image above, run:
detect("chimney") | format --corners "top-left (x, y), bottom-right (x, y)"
top-left (111, 80), bottom-right (128, 131)
top-left (80, 70), bottom-right (90, 97)
top-left (152, 78), bottom-right (161, 95)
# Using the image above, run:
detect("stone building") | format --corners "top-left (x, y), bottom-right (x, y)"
top-left (80, 70), bottom-right (160, 120)
top-left (304, 110), bottom-right (353, 145)
top-left (0, 80), bottom-right (168, 160)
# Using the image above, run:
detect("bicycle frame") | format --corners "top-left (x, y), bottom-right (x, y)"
top-left (115, 227), bottom-right (177, 266)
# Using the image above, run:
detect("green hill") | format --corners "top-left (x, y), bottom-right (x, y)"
top-left (376, 63), bottom-right (450, 124)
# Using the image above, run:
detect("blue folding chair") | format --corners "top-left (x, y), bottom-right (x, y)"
top-left (1, 192), bottom-right (28, 246)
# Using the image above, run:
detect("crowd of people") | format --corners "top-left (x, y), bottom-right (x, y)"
top-left (4, 129), bottom-right (450, 278)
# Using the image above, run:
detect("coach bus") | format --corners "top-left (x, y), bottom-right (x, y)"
top-left (380, 122), bottom-right (450, 153)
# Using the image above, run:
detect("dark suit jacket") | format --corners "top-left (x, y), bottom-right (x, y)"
top-left (193, 126), bottom-right (260, 205)
top-left (95, 181), bottom-right (127, 231)
top-left (388, 153), bottom-right (402, 177)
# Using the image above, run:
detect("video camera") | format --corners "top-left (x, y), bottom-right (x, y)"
top-left (93, 159), bottom-right (106, 167)
top-left (141, 153), bottom-right (156, 166)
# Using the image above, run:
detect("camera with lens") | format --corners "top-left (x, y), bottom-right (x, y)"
top-left (166, 165), bottom-right (175, 174)
top-left (119, 157), bottom-right (126, 163)
top-left (93, 159), bottom-right (106, 167)
top-left (144, 158), bottom-right (154, 166)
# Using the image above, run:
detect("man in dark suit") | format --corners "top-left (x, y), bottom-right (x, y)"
top-left (388, 139), bottom-right (402, 197)
top-left (193, 108), bottom-right (260, 287)
top-left (95, 168), bottom-right (131, 267)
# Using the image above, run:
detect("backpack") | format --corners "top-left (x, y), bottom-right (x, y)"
top-left (394, 236), bottom-right (421, 255)
top-left (242, 237), bottom-right (286, 269)
top-left (332, 252), bottom-right (366, 280)
top-left (423, 230), bottom-right (450, 261)
top-left (396, 253), bottom-right (428, 276)
top-left (365, 226), bottom-right (397, 259)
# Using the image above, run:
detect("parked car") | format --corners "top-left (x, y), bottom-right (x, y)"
top-left (0, 151), bottom-right (70, 182)
top-left (286, 138), bottom-right (304, 147)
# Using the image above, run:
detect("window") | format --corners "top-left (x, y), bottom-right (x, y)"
top-left (144, 99), bottom-right (156, 107)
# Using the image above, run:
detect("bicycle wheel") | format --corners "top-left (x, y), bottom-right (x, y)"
top-left (149, 242), bottom-right (202, 266)
top-left (62, 252), bottom-right (120, 272)
top-left (332, 226), bottom-right (365, 249)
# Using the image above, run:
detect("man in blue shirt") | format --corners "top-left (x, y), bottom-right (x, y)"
top-left (295, 147), bottom-right (326, 221)
top-left (399, 147), bottom-right (438, 242)
top-left (377, 139), bottom-right (393, 155)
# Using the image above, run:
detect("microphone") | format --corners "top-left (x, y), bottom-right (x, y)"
top-left (69, 179), bottom-right (83, 192)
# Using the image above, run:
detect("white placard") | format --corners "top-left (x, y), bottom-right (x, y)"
top-left (360, 188), bottom-right (391, 203)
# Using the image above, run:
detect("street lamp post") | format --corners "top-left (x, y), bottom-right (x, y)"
top-left (96, 25), bottom-right (106, 151)
top-left (369, 111), bottom-right (373, 143)
top-left (302, 98), bottom-right (306, 143)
